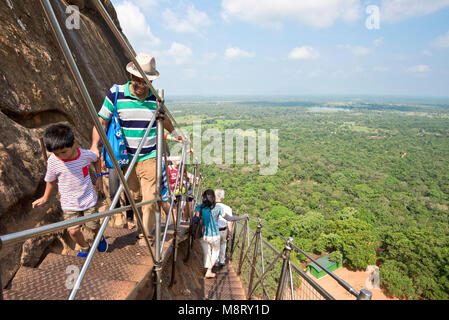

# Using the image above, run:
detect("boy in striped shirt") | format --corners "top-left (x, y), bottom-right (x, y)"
top-left (32, 123), bottom-right (108, 257)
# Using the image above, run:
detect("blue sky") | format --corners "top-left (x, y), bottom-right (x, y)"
top-left (110, 0), bottom-right (449, 97)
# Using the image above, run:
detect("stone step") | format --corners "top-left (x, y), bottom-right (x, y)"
top-left (39, 253), bottom-right (151, 282)
top-left (7, 266), bottom-right (137, 300)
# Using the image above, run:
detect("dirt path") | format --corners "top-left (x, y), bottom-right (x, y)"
top-left (310, 267), bottom-right (397, 300)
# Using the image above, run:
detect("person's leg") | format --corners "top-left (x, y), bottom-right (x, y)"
top-left (205, 236), bottom-right (220, 278)
top-left (109, 168), bottom-right (134, 226)
top-left (218, 229), bottom-right (228, 265)
top-left (135, 158), bottom-right (157, 240)
top-left (84, 205), bottom-right (108, 252)
top-left (183, 199), bottom-right (191, 221)
top-left (161, 201), bottom-right (170, 223)
top-left (204, 239), bottom-right (215, 278)
top-left (126, 163), bottom-right (144, 236)
top-left (68, 226), bottom-right (90, 248)
top-left (210, 236), bottom-right (221, 269)
top-left (64, 210), bottom-right (89, 249)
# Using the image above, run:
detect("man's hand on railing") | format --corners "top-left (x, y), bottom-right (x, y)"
top-left (170, 130), bottom-right (183, 143)
top-left (95, 176), bottom-right (104, 194)
top-left (90, 145), bottom-right (100, 158)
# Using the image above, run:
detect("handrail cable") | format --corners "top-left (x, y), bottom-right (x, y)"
top-left (248, 217), bottom-right (360, 298)
top-left (232, 220), bottom-right (333, 300)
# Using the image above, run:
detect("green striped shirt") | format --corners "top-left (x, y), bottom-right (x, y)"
top-left (98, 82), bottom-right (157, 162)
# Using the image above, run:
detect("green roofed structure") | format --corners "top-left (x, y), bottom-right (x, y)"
top-left (307, 254), bottom-right (342, 279)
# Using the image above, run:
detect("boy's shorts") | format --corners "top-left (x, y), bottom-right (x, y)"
top-left (63, 205), bottom-right (99, 231)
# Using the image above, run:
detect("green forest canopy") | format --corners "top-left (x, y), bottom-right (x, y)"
top-left (169, 98), bottom-right (449, 299)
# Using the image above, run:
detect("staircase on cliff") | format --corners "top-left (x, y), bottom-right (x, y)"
top-left (2, 223), bottom-right (246, 300)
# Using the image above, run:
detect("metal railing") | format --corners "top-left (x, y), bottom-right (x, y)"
top-left (0, 0), bottom-right (192, 300)
top-left (228, 217), bottom-right (372, 300)
top-left (0, 0), bottom-right (372, 302)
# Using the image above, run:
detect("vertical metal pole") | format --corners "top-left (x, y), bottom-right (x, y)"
top-left (38, 0), bottom-right (156, 300)
top-left (153, 89), bottom-right (165, 300)
top-left (258, 230), bottom-right (268, 299)
top-left (275, 237), bottom-right (294, 300)
top-left (170, 145), bottom-right (187, 287)
top-left (247, 219), bottom-right (262, 299)
top-left (161, 144), bottom-right (186, 254)
top-left (288, 261), bottom-right (295, 300)
top-left (184, 164), bottom-right (198, 261)
top-left (237, 219), bottom-right (248, 275)
top-left (229, 211), bottom-right (238, 261)
top-left (170, 144), bottom-right (187, 287)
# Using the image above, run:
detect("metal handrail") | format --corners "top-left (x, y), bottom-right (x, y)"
top-left (0, 0), bottom-right (192, 300)
top-left (0, 199), bottom-right (156, 248)
top-left (229, 216), bottom-right (371, 300)
top-left (160, 143), bottom-right (187, 255)
top-left (250, 217), bottom-right (361, 298)
top-left (1, 0), bottom-right (371, 301)
top-left (93, 0), bottom-right (186, 142)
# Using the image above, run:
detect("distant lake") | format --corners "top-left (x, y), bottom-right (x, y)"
top-left (309, 107), bottom-right (352, 112)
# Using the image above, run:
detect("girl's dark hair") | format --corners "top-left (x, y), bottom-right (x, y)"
top-left (201, 189), bottom-right (216, 209)
top-left (43, 123), bottom-right (75, 152)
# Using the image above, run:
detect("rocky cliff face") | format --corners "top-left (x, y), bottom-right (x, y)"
top-left (0, 0), bottom-right (130, 287)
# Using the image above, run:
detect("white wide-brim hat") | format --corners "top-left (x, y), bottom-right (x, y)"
top-left (126, 53), bottom-right (160, 81)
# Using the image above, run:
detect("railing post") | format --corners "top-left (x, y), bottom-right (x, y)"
top-left (237, 218), bottom-right (248, 275)
top-left (247, 219), bottom-right (262, 299)
top-left (357, 289), bottom-right (373, 300)
top-left (275, 237), bottom-right (294, 300)
top-left (153, 89), bottom-right (165, 300)
top-left (228, 210), bottom-right (238, 261)
top-left (184, 161), bottom-right (198, 262)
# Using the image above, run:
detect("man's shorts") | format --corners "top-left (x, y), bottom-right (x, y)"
top-left (63, 205), bottom-right (99, 231)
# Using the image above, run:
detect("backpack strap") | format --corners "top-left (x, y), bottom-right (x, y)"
top-left (112, 84), bottom-right (119, 120)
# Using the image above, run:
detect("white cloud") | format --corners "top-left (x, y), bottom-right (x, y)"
top-left (407, 65), bottom-right (430, 73)
top-left (373, 37), bottom-right (383, 47)
top-left (338, 45), bottom-right (372, 56)
top-left (433, 30), bottom-right (449, 48)
top-left (137, 0), bottom-right (158, 7)
top-left (380, 0), bottom-right (449, 23)
top-left (221, 0), bottom-right (362, 29)
top-left (288, 46), bottom-right (320, 60)
top-left (225, 47), bottom-right (256, 59)
top-left (203, 52), bottom-right (217, 60)
top-left (166, 42), bottom-right (193, 65)
top-left (115, 1), bottom-right (161, 50)
top-left (373, 66), bottom-right (390, 72)
top-left (163, 5), bottom-right (212, 34)
top-left (422, 50), bottom-right (433, 56)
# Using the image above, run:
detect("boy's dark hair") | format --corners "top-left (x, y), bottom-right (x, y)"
top-left (201, 189), bottom-right (216, 209)
top-left (43, 123), bottom-right (75, 152)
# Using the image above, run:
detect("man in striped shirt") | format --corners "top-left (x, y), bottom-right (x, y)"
top-left (90, 54), bottom-right (180, 244)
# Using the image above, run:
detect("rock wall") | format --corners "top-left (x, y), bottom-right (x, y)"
top-left (0, 0), bottom-right (131, 287)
